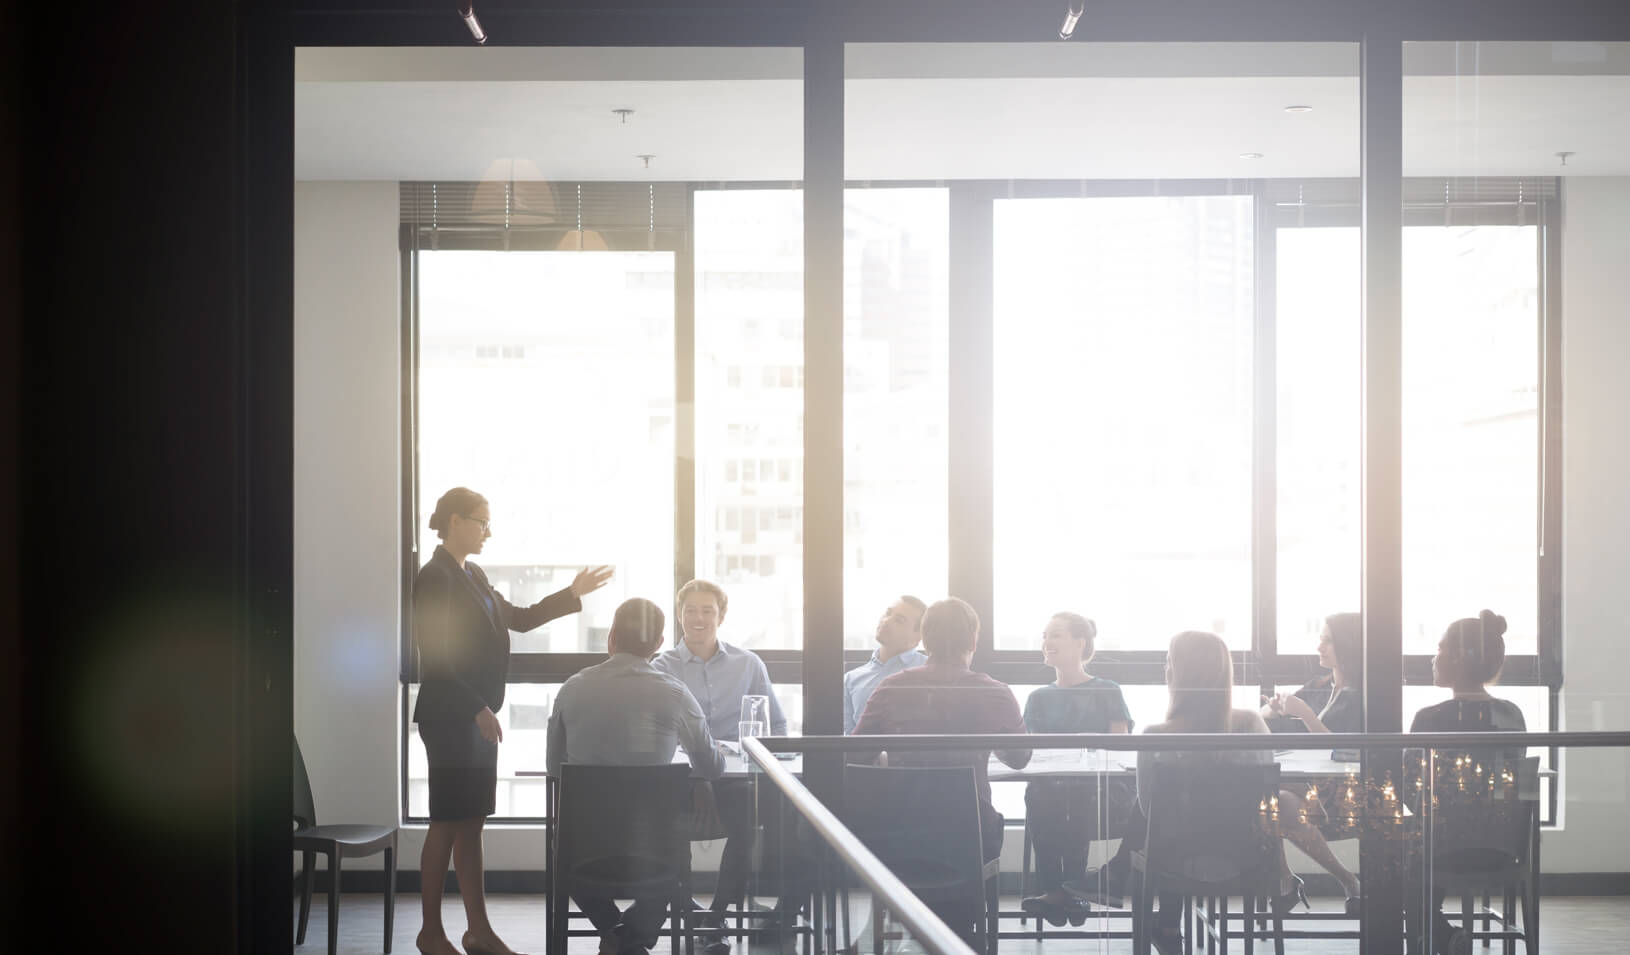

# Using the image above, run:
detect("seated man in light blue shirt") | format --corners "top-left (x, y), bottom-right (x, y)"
top-left (843, 594), bottom-right (927, 734)
top-left (653, 579), bottom-right (788, 953)
top-left (548, 598), bottom-right (726, 955)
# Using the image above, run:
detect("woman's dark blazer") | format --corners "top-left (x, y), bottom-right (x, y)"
top-left (411, 545), bottom-right (581, 723)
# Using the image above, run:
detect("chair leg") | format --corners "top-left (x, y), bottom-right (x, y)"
top-left (297, 850), bottom-right (315, 945)
top-left (1132, 871), bottom-right (1151, 955)
top-left (1502, 885), bottom-right (1516, 955)
top-left (1520, 880), bottom-right (1539, 955)
top-left (1271, 908), bottom-right (1284, 955)
top-left (1183, 896), bottom-right (1194, 955)
top-left (1483, 891), bottom-right (1493, 950)
top-left (1242, 894), bottom-right (1254, 955)
top-left (384, 841), bottom-right (397, 953)
top-left (327, 849), bottom-right (341, 955)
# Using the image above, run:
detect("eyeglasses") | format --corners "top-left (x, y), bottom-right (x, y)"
top-left (461, 515), bottom-right (491, 530)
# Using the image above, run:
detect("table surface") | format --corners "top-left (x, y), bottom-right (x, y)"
top-left (690, 743), bottom-right (1363, 780)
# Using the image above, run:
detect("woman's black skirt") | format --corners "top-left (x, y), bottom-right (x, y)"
top-left (419, 718), bottom-right (498, 821)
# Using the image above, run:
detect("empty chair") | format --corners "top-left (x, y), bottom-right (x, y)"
top-left (293, 736), bottom-right (399, 955)
top-left (842, 764), bottom-right (999, 955)
top-left (550, 763), bottom-right (696, 955)
top-left (1133, 762), bottom-right (1286, 955)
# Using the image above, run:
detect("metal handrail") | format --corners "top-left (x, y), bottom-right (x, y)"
top-left (740, 736), bottom-right (977, 955)
top-left (752, 730), bottom-right (1630, 752)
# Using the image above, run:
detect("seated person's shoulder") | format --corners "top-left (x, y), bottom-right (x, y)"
top-left (1409, 699), bottom-right (1451, 731)
top-left (1492, 697), bottom-right (1527, 730)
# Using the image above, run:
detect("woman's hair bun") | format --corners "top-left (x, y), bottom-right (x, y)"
top-left (1478, 609), bottom-right (1508, 638)
top-left (428, 487), bottom-right (486, 540)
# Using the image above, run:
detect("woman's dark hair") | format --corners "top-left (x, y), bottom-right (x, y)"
top-left (608, 598), bottom-right (666, 658)
top-left (1166, 630), bottom-right (1234, 731)
top-left (1440, 610), bottom-right (1509, 687)
top-left (1323, 612), bottom-right (1363, 686)
top-left (428, 487), bottom-right (487, 540)
top-left (1052, 611), bottom-right (1098, 661)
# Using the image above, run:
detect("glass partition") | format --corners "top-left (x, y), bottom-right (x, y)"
top-left (742, 731), bottom-right (1630, 954)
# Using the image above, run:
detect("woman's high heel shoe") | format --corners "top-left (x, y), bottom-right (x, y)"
top-left (1271, 874), bottom-right (1310, 915)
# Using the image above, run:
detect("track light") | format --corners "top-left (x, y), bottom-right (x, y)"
top-left (458, 1), bottom-right (488, 45)
top-left (1060, 2), bottom-right (1084, 39)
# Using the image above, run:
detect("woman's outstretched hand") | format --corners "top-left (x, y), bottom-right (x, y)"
top-left (570, 565), bottom-right (615, 598)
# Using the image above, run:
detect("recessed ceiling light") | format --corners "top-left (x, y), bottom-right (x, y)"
top-left (1239, 152), bottom-right (1265, 160)
top-left (1284, 105), bottom-right (1314, 113)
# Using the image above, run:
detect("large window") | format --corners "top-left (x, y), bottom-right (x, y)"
top-left (842, 188), bottom-right (950, 647)
top-left (993, 194), bottom-right (1256, 651)
top-left (1274, 223), bottom-right (1542, 658)
top-left (694, 189), bottom-right (806, 651)
top-left (417, 250), bottom-right (677, 651)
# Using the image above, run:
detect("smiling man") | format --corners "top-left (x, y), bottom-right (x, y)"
top-left (653, 579), bottom-right (787, 952)
top-left (843, 595), bottom-right (927, 734)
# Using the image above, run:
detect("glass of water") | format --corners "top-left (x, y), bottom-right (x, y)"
top-left (739, 695), bottom-right (770, 740)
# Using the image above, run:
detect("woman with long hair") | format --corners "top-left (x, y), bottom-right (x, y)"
top-left (412, 487), bottom-right (613, 955)
top-left (1132, 631), bottom-right (1283, 954)
top-left (1262, 613), bottom-right (1365, 909)
top-left (1264, 612), bottom-right (1363, 734)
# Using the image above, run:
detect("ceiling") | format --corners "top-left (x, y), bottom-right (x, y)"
top-left (295, 43), bottom-right (1630, 181)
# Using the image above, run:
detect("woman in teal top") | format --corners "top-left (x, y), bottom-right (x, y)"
top-left (1020, 612), bottom-right (1133, 925)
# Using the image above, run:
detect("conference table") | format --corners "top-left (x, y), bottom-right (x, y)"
top-left (692, 741), bottom-right (1363, 781)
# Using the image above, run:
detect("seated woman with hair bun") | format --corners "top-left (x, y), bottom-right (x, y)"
top-left (1407, 609), bottom-right (1526, 955)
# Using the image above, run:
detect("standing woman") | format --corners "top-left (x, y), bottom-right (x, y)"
top-left (1020, 612), bottom-right (1132, 925)
top-left (413, 487), bottom-right (613, 955)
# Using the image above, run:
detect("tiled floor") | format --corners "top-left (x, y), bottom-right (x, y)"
top-left (295, 893), bottom-right (1630, 954)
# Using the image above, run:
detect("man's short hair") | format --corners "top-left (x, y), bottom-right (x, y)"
top-left (675, 578), bottom-right (728, 615)
top-left (900, 594), bottom-right (927, 631)
top-left (920, 597), bottom-right (980, 658)
top-left (608, 598), bottom-right (666, 657)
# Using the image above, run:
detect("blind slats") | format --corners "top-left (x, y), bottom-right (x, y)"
top-left (1263, 176), bottom-right (1558, 206)
top-left (401, 180), bottom-right (689, 251)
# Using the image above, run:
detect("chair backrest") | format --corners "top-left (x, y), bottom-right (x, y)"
top-left (557, 764), bottom-right (694, 879)
top-left (1143, 760), bottom-right (1283, 888)
top-left (293, 735), bottom-right (317, 829)
top-left (842, 764), bottom-right (986, 902)
top-left (1429, 754), bottom-right (1540, 871)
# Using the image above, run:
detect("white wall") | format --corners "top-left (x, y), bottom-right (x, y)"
top-left (293, 177), bottom-right (1630, 876)
top-left (1550, 175), bottom-right (1630, 871)
top-left (294, 182), bottom-right (414, 867)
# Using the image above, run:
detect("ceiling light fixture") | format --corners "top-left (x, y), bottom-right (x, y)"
top-left (1239, 152), bottom-right (1265, 160)
top-left (637, 155), bottom-right (655, 169)
top-left (457, 1), bottom-right (487, 45)
top-left (1284, 105), bottom-right (1314, 113)
top-left (1556, 151), bottom-right (1575, 167)
top-left (1059, 2), bottom-right (1085, 39)
top-left (613, 108), bottom-right (635, 124)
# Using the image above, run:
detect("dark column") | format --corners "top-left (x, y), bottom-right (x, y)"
top-left (949, 184), bottom-right (996, 665)
top-left (1359, 30), bottom-right (1406, 955)
top-left (802, 33), bottom-right (846, 803)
